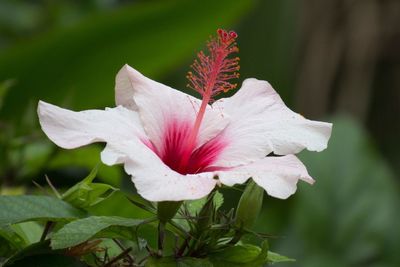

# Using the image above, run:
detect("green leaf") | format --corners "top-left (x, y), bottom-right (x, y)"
top-left (5, 254), bottom-right (86, 267)
top-left (62, 165), bottom-right (118, 209)
top-left (0, 195), bottom-right (85, 226)
top-left (210, 241), bottom-right (269, 267)
top-left (86, 190), bottom-right (156, 248)
top-left (213, 244), bottom-right (261, 263)
top-left (146, 257), bottom-right (213, 267)
top-left (267, 251), bottom-right (295, 263)
top-left (11, 222), bottom-right (42, 245)
top-left (176, 257), bottom-right (214, 267)
top-left (178, 191), bottom-right (224, 233)
top-left (213, 191), bottom-right (224, 211)
top-left (185, 198), bottom-right (207, 217)
top-left (51, 216), bottom-right (144, 249)
top-left (2, 241), bottom-right (86, 267)
top-left (0, 226), bottom-right (26, 258)
top-left (185, 191), bottom-right (224, 216)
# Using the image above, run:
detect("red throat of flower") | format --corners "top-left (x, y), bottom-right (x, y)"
top-left (178, 29), bottom-right (240, 172)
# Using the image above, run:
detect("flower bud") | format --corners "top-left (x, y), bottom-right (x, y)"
top-left (235, 180), bottom-right (264, 229)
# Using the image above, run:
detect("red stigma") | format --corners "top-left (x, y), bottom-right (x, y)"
top-left (187, 29), bottom-right (240, 99)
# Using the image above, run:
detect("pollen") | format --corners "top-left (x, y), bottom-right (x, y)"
top-left (187, 29), bottom-right (240, 100)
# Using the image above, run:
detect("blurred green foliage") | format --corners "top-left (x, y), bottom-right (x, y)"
top-left (0, 0), bottom-right (253, 118)
top-left (0, 195), bottom-right (85, 225)
top-left (0, 0), bottom-right (399, 266)
top-left (259, 117), bottom-right (400, 267)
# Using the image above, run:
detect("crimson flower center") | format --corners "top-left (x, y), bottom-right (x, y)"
top-left (146, 29), bottom-right (238, 175)
top-left (148, 119), bottom-right (227, 175)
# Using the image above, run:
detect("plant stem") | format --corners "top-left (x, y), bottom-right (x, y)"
top-left (112, 238), bottom-right (134, 263)
top-left (228, 230), bottom-right (243, 245)
top-left (157, 201), bottom-right (182, 223)
top-left (176, 236), bottom-right (190, 257)
top-left (40, 221), bottom-right (54, 242)
top-left (157, 222), bottom-right (165, 255)
top-left (103, 247), bottom-right (132, 267)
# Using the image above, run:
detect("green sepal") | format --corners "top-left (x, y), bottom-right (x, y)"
top-left (235, 180), bottom-right (264, 229)
top-left (157, 201), bottom-right (183, 223)
top-left (196, 192), bottom-right (218, 232)
top-left (62, 165), bottom-right (117, 209)
top-left (209, 241), bottom-right (269, 267)
top-left (267, 251), bottom-right (296, 263)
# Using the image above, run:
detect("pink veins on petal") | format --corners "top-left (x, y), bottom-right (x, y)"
top-left (145, 29), bottom-right (239, 175)
top-left (145, 119), bottom-right (227, 175)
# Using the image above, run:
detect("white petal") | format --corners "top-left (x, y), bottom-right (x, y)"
top-left (115, 65), bottom-right (229, 151)
top-left (217, 155), bottom-right (314, 199)
top-left (37, 101), bottom-right (146, 149)
top-left (212, 78), bottom-right (332, 166)
top-left (101, 141), bottom-right (217, 201)
top-left (115, 65), bottom-right (138, 111)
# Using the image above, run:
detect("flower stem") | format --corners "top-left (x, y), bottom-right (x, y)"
top-left (157, 201), bottom-right (182, 223)
top-left (40, 221), bottom-right (54, 242)
top-left (103, 247), bottom-right (132, 267)
top-left (112, 238), bottom-right (134, 263)
top-left (157, 222), bottom-right (165, 255)
top-left (176, 236), bottom-right (191, 257)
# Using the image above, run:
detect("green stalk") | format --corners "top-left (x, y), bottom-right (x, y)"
top-left (156, 201), bottom-right (182, 255)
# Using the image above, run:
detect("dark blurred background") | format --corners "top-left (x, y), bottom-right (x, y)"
top-left (0, 0), bottom-right (399, 266)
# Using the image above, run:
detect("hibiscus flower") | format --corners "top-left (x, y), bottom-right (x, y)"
top-left (37, 30), bottom-right (331, 202)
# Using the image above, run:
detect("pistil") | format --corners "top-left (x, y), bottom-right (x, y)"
top-left (178, 29), bottom-right (240, 173)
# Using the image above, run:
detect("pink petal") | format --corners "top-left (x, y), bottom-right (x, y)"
top-left (217, 155), bottom-right (314, 199)
top-left (212, 78), bottom-right (332, 167)
top-left (38, 100), bottom-right (217, 201)
top-left (115, 65), bottom-right (229, 154)
top-left (37, 101), bottom-right (146, 149)
top-left (101, 140), bottom-right (217, 201)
